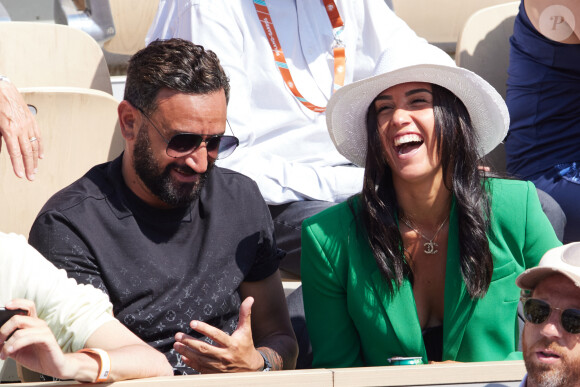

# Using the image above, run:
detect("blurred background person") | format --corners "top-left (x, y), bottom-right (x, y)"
top-left (505, 0), bottom-right (580, 243)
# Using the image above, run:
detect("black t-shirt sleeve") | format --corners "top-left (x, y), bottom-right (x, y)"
top-left (244, 225), bottom-right (282, 282)
top-left (231, 175), bottom-right (280, 282)
top-left (29, 210), bottom-right (109, 295)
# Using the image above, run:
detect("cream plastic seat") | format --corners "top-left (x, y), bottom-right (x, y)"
top-left (103, 0), bottom-right (160, 55)
top-left (391, 0), bottom-right (519, 54)
top-left (455, 2), bottom-right (520, 98)
top-left (455, 2), bottom-right (520, 173)
top-left (0, 22), bottom-right (112, 94)
top-left (0, 87), bottom-right (124, 238)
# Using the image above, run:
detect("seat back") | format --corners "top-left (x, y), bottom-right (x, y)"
top-left (0, 87), bottom-right (124, 237)
top-left (455, 2), bottom-right (520, 173)
top-left (103, 0), bottom-right (160, 55)
top-left (455, 1), bottom-right (520, 98)
top-left (0, 22), bottom-right (112, 94)
top-left (392, 0), bottom-right (519, 54)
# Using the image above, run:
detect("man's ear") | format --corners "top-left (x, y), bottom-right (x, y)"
top-left (118, 100), bottom-right (139, 141)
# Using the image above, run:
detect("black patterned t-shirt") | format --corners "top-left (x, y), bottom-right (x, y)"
top-left (29, 156), bottom-right (280, 375)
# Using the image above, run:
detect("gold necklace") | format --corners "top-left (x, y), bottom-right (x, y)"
top-left (400, 215), bottom-right (449, 255)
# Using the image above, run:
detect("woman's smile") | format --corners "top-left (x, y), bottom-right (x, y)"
top-left (393, 132), bottom-right (424, 156)
top-left (375, 82), bottom-right (440, 182)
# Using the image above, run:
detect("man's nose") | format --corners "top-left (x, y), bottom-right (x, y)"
top-left (184, 145), bottom-right (208, 173)
top-left (540, 312), bottom-right (565, 339)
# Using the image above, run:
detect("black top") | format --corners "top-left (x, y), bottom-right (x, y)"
top-left (29, 155), bottom-right (280, 374)
top-left (422, 325), bottom-right (443, 362)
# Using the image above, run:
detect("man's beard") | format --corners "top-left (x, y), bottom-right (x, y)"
top-left (133, 126), bottom-right (213, 207)
top-left (523, 337), bottom-right (580, 387)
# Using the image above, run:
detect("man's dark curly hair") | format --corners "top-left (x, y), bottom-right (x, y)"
top-left (124, 38), bottom-right (230, 114)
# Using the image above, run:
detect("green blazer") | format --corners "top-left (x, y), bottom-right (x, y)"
top-left (301, 179), bottom-right (561, 367)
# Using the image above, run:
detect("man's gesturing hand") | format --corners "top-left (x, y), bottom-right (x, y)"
top-left (173, 296), bottom-right (265, 373)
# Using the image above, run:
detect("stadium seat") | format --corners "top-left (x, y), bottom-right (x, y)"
top-left (455, 2), bottom-right (520, 98)
top-left (0, 87), bottom-right (123, 238)
top-left (391, 0), bottom-right (519, 55)
top-left (455, 2), bottom-right (520, 173)
top-left (104, 0), bottom-right (160, 56)
top-left (0, 22), bottom-right (112, 94)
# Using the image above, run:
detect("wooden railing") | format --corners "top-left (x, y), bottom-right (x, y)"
top-left (9, 361), bottom-right (526, 387)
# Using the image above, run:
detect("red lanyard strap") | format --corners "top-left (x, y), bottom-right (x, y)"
top-left (253, 0), bottom-right (346, 113)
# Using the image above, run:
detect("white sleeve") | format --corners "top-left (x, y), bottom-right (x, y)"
top-left (0, 233), bottom-right (114, 353)
top-left (146, 0), bottom-right (183, 45)
top-left (351, 0), bottom-right (430, 81)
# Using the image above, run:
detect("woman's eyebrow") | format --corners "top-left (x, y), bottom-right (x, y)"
top-left (374, 88), bottom-right (433, 102)
top-left (374, 95), bottom-right (393, 102)
top-left (405, 88), bottom-right (432, 96)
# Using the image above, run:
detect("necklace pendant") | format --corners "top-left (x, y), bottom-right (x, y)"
top-left (423, 241), bottom-right (438, 255)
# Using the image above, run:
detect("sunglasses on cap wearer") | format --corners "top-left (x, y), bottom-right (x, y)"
top-left (136, 106), bottom-right (239, 160)
top-left (522, 297), bottom-right (580, 334)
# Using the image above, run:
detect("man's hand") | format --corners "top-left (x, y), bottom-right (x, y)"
top-left (0, 299), bottom-right (75, 380)
top-left (173, 296), bottom-right (265, 373)
top-left (0, 80), bottom-right (43, 180)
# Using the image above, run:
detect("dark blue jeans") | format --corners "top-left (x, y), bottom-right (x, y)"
top-left (531, 165), bottom-right (578, 243)
top-left (268, 200), bottom-right (336, 278)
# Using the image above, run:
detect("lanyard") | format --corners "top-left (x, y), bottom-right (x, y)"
top-left (253, 0), bottom-right (346, 113)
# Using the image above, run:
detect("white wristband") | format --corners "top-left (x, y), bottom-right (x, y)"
top-left (78, 348), bottom-right (111, 383)
top-left (0, 75), bottom-right (10, 83)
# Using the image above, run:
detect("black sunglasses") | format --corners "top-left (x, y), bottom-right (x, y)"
top-left (137, 107), bottom-right (239, 159)
top-left (522, 298), bottom-right (580, 334)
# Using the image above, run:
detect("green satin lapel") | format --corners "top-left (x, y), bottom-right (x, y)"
top-left (442, 198), bottom-right (478, 360)
top-left (371, 270), bottom-right (426, 361)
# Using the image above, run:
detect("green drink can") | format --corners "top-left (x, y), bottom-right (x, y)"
top-left (387, 356), bottom-right (423, 365)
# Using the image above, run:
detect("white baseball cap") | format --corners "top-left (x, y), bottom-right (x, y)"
top-left (517, 243), bottom-right (580, 291)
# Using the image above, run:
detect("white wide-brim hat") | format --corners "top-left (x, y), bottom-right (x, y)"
top-left (326, 44), bottom-right (509, 167)
top-left (517, 243), bottom-right (580, 291)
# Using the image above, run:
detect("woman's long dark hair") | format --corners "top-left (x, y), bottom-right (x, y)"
top-left (352, 84), bottom-right (493, 298)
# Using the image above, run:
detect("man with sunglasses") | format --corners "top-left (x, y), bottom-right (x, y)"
top-left (146, 0), bottom-right (431, 282)
top-left (28, 38), bottom-right (298, 375)
top-left (516, 243), bottom-right (580, 387)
